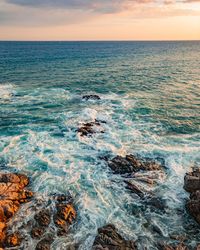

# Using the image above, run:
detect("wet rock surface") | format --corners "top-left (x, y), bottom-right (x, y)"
top-left (0, 172), bottom-right (33, 248)
top-left (108, 155), bottom-right (163, 175)
top-left (82, 95), bottom-right (101, 101)
top-left (27, 194), bottom-right (76, 249)
top-left (77, 120), bottom-right (105, 137)
top-left (92, 224), bottom-right (136, 250)
top-left (184, 168), bottom-right (200, 225)
top-left (161, 243), bottom-right (189, 250)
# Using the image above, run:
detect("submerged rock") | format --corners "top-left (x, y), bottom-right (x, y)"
top-left (92, 224), bottom-right (136, 250)
top-left (0, 172), bottom-right (33, 248)
top-left (82, 95), bottom-right (101, 101)
top-left (124, 180), bottom-right (144, 198)
top-left (108, 154), bottom-right (163, 175)
top-left (184, 167), bottom-right (200, 225)
top-left (36, 236), bottom-right (53, 250)
top-left (77, 120), bottom-right (105, 137)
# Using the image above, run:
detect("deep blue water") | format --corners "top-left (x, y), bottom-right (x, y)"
top-left (0, 41), bottom-right (200, 249)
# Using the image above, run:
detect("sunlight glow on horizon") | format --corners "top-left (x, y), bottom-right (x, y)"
top-left (0, 0), bottom-right (200, 40)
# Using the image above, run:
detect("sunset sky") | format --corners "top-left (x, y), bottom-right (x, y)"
top-left (0, 0), bottom-right (200, 40)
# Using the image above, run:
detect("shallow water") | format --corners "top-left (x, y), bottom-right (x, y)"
top-left (0, 41), bottom-right (200, 249)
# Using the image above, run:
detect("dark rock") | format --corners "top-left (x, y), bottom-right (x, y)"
top-left (82, 95), bottom-right (101, 101)
top-left (108, 155), bottom-right (163, 175)
top-left (184, 167), bottom-right (200, 225)
top-left (184, 169), bottom-right (200, 193)
top-left (92, 224), bottom-right (136, 250)
top-left (36, 238), bottom-right (52, 250)
top-left (31, 226), bottom-right (45, 239)
top-left (146, 197), bottom-right (166, 211)
top-left (77, 121), bottom-right (104, 137)
top-left (186, 190), bottom-right (200, 224)
top-left (124, 180), bottom-right (144, 198)
top-left (3, 233), bottom-right (21, 248)
top-left (108, 156), bottom-right (134, 174)
top-left (34, 210), bottom-right (51, 227)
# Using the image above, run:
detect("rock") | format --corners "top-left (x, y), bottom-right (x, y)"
top-left (184, 168), bottom-right (200, 225)
top-left (162, 243), bottom-right (189, 250)
top-left (0, 173), bottom-right (33, 248)
top-left (124, 180), bottom-right (144, 198)
top-left (92, 224), bottom-right (136, 250)
top-left (108, 156), bottom-right (134, 174)
top-left (184, 169), bottom-right (200, 193)
top-left (36, 238), bottom-right (53, 250)
top-left (54, 202), bottom-right (76, 236)
top-left (31, 227), bottom-right (45, 239)
top-left (34, 210), bottom-right (51, 227)
top-left (186, 190), bottom-right (200, 224)
top-left (82, 95), bottom-right (101, 101)
top-left (77, 120), bottom-right (104, 137)
top-left (108, 155), bottom-right (163, 175)
top-left (3, 233), bottom-right (21, 248)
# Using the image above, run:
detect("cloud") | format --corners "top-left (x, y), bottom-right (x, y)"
top-left (0, 0), bottom-right (199, 27)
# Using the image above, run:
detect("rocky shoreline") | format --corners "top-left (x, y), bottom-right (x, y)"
top-left (0, 94), bottom-right (199, 249)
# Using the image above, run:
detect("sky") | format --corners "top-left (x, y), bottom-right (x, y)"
top-left (0, 0), bottom-right (200, 40)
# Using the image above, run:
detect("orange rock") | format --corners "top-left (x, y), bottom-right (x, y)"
top-left (56, 204), bottom-right (76, 224)
top-left (4, 233), bottom-right (21, 247)
top-left (0, 173), bottom-right (32, 248)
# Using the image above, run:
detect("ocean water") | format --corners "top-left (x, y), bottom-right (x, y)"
top-left (0, 41), bottom-right (200, 249)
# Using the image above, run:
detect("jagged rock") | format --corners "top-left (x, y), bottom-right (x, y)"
top-left (34, 210), bottom-right (51, 227)
top-left (77, 120), bottom-right (104, 137)
top-left (92, 224), bottom-right (136, 250)
top-left (54, 202), bottom-right (76, 236)
top-left (0, 173), bottom-right (33, 248)
top-left (36, 236), bottom-right (53, 250)
top-left (31, 227), bottom-right (45, 239)
top-left (184, 169), bottom-right (200, 193)
top-left (124, 180), bottom-right (144, 198)
top-left (184, 168), bottom-right (200, 225)
top-left (108, 155), bottom-right (163, 175)
top-left (3, 233), bottom-right (21, 248)
top-left (186, 190), bottom-right (200, 224)
top-left (82, 95), bottom-right (101, 101)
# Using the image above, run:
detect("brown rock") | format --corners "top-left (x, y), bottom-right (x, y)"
top-left (92, 224), bottom-right (136, 250)
top-left (184, 168), bottom-right (200, 225)
top-left (184, 170), bottom-right (200, 193)
top-left (31, 226), bottom-right (45, 239)
top-left (36, 238), bottom-right (52, 250)
top-left (0, 173), bottom-right (32, 247)
top-left (35, 210), bottom-right (51, 227)
top-left (4, 233), bottom-right (21, 247)
top-left (186, 191), bottom-right (200, 224)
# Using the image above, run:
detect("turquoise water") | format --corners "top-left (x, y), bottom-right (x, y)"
top-left (0, 41), bottom-right (200, 249)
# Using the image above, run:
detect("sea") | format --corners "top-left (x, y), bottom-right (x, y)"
top-left (0, 41), bottom-right (200, 249)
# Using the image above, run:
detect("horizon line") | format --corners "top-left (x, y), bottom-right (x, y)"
top-left (0, 39), bottom-right (200, 42)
